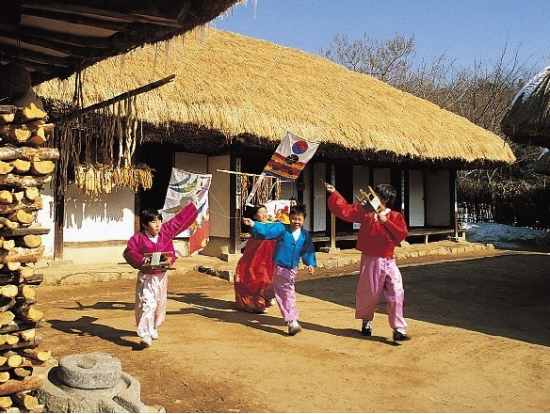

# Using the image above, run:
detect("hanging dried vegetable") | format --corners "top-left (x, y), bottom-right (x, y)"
top-left (238, 174), bottom-right (282, 210)
top-left (55, 91), bottom-right (153, 196)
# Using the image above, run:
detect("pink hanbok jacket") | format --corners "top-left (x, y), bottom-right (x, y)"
top-left (123, 204), bottom-right (198, 274)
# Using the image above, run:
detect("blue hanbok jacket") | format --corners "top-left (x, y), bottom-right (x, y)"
top-left (249, 222), bottom-right (317, 269)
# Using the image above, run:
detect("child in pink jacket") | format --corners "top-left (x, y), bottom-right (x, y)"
top-left (124, 202), bottom-right (198, 347)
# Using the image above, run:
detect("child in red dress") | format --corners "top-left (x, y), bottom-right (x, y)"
top-left (234, 205), bottom-right (276, 313)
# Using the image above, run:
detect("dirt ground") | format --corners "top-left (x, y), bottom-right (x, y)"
top-left (37, 250), bottom-right (550, 413)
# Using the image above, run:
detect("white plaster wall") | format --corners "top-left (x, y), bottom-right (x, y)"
top-left (175, 152), bottom-right (207, 172)
top-left (302, 165), bottom-right (312, 229)
top-left (280, 180), bottom-right (298, 200)
top-left (63, 184), bottom-right (135, 242)
top-left (208, 155), bottom-right (230, 238)
top-left (353, 165), bottom-right (371, 230)
top-left (36, 184), bottom-right (55, 258)
top-left (425, 170), bottom-right (451, 226)
top-left (312, 162), bottom-right (326, 232)
top-left (409, 170), bottom-right (425, 227)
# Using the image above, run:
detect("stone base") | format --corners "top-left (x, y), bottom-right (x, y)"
top-left (319, 246), bottom-right (340, 253)
top-left (198, 265), bottom-right (235, 282)
top-left (449, 236), bottom-right (466, 243)
top-left (37, 364), bottom-right (156, 413)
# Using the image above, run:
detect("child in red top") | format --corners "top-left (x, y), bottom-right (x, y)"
top-left (326, 183), bottom-right (411, 341)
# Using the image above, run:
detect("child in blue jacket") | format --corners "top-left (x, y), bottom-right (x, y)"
top-left (242, 204), bottom-right (316, 335)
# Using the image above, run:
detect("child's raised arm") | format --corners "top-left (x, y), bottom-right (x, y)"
top-left (327, 189), bottom-right (364, 223)
top-left (242, 217), bottom-right (254, 227)
top-left (161, 202), bottom-right (199, 240)
top-left (244, 219), bottom-right (285, 240)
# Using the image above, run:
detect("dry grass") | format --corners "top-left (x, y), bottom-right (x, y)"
top-left (501, 66), bottom-right (550, 147)
top-left (38, 28), bottom-right (515, 166)
top-left (534, 148), bottom-right (550, 175)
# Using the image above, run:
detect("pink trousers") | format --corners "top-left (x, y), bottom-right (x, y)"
top-left (135, 271), bottom-right (168, 338)
top-left (264, 265), bottom-right (299, 322)
top-left (355, 254), bottom-right (407, 330)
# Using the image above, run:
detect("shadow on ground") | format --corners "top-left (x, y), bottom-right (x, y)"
top-left (296, 254), bottom-right (550, 347)
top-left (167, 293), bottom-right (398, 346)
top-left (48, 316), bottom-right (143, 350)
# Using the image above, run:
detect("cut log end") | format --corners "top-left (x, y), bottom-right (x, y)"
top-left (0, 395), bottom-right (12, 408)
top-left (7, 210), bottom-right (35, 225)
top-left (22, 348), bottom-right (50, 363)
top-left (0, 285), bottom-right (18, 298)
top-left (20, 103), bottom-right (47, 122)
top-left (0, 191), bottom-right (13, 204)
top-left (14, 391), bottom-right (38, 410)
top-left (24, 187), bottom-right (39, 201)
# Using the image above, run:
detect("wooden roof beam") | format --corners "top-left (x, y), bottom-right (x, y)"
top-left (0, 29), bottom-right (109, 58)
top-left (8, 26), bottom-right (113, 48)
top-left (0, 44), bottom-right (69, 65)
top-left (23, 1), bottom-right (190, 27)
top-left (19, 59), bottom-right (61, 75)
top-left (0, 44), bottom-right (70, 66)
top-left (22, 7), bottom-right (170, 33)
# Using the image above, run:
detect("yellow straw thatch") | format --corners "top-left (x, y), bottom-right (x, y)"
top-left (501, 66), bottom-right (550, 147)
top-left (534, 148), bottom-right (550, 176)
top-left (37, 28), bottom-right (515, 167)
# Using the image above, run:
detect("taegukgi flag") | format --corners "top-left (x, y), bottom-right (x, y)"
top-left (263, 132), bottom-right (320, 180)
top-left (162, 168), bottom-right (212, 254)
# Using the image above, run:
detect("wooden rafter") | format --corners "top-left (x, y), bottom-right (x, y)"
top-left (23, 8), bottom-right (155, 32)
top-left (23, 1), bottom-right (188, 27)
top-left (51, 74), bottom-right (176, 124)
top-left (0, 0), bottom-right (242, 85)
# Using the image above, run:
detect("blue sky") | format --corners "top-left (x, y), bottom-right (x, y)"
top-left (213, 1), bottom-right (550, 72)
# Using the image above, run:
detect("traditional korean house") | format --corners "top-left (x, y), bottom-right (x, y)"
top-left (501, 66), bottom-right (550, 175)
top-left (36, 29), bottom-right (516, 263)
top-left (0, 2), bottom-right (242, 409)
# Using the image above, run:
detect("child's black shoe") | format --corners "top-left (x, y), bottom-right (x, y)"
top-left (259, 290), bottom-right (275, 307)
top-left (361, 320), bottom-right (372, 336)
top-left (393, 329), bottom-right (411, 341)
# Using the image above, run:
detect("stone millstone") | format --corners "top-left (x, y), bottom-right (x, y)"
top-left (57, 352), bottom-right (122, 390)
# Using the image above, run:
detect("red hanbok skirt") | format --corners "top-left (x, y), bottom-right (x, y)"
top-left (234, 238), bottom-right (276, 313)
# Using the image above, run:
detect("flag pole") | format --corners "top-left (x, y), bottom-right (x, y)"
top-left (244, 172), bottom-right (266, 206)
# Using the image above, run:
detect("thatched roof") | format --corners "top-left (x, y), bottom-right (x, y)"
top-left (37, 29), bottom-right (515, 168)
top-left (534, 148), bottom-right (550, 176)
top-left (501, 66), bottom-right (550, 147)
top-left (0, 0), bottom-right (242, 85)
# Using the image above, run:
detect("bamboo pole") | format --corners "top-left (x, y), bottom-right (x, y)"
top-left (51, 74), bottom-right (176, 124)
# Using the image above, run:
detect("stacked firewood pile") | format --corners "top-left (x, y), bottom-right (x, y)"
top-left (0, 95), bottom-right (58, 411)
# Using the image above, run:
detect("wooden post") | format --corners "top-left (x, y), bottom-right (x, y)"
top-left (53, 188), bottom-right (64, 260)
top-left (400, 169), bottom-right (406, 214)
top-left (229, 155), bottom-right (240, 256)
top-left (451, 170), bottom-right (459, 239)
top-left (329, 164), bottom-right (338, 253)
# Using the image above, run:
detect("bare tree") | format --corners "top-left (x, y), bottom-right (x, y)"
top-left (321, 33), bottom-right (548, 226)
top-left (319, 33), bottom-right (416, 85)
